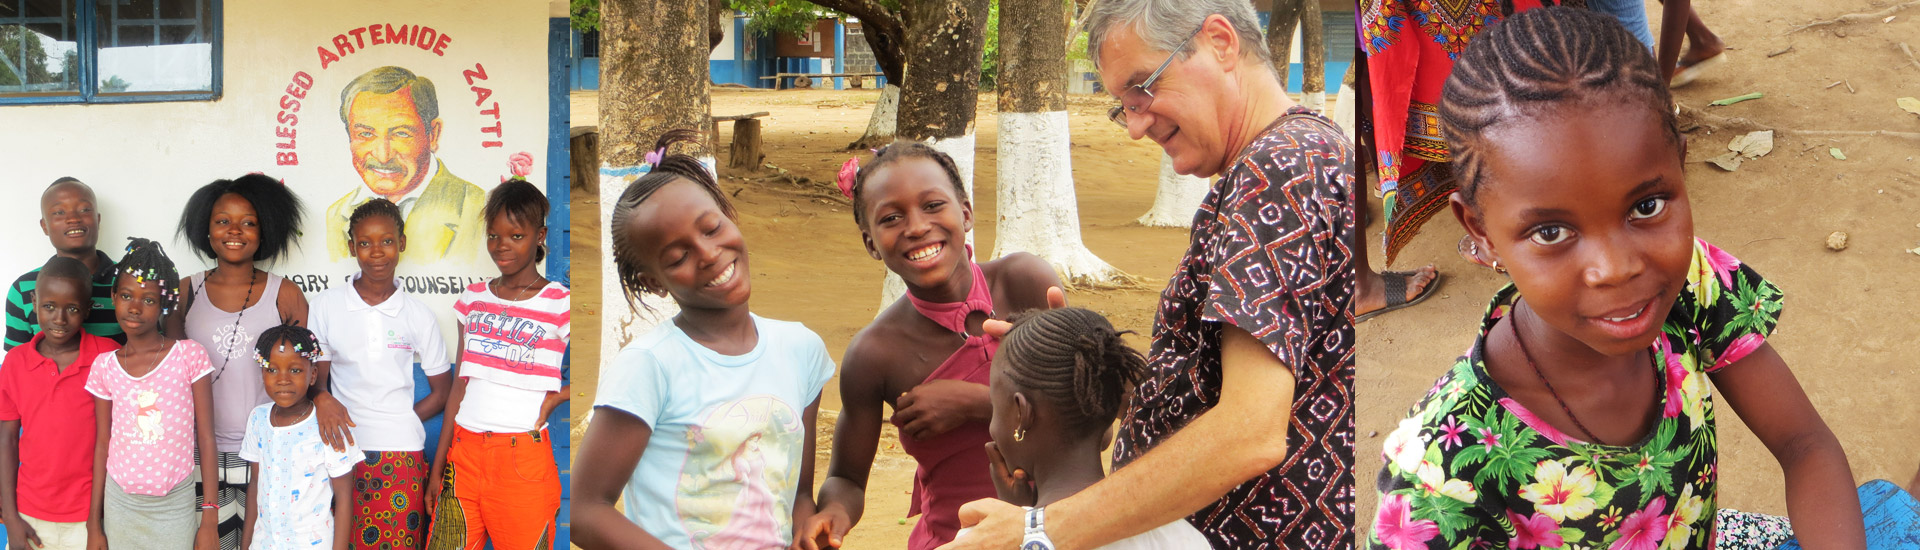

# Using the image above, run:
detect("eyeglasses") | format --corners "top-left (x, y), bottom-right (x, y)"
top-left (1107, 24), bottom-right (1206, 130)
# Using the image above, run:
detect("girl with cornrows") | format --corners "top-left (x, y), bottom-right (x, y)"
top-left (971, 307), bottom-right (1208, 550)
top-left (801, 142), bottom-right (1062, 550)
top-left (176, 174), bottom-right (334, 550)
top-left (1370, 8), bottom-right (1863, 550)
top-left (573, 130), bottom-right (834, 550)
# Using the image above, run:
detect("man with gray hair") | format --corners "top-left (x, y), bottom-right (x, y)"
top-left (942, 1), bottom-right (1355, 548)
top-left (325, 65), bottom-right (487, 263)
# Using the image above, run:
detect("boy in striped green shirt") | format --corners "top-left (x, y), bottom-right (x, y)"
top-left (3, 178), bottom-right (123, 350)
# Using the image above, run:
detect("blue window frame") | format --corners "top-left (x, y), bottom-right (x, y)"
top-left (0, 0), bottom-right (222, 105)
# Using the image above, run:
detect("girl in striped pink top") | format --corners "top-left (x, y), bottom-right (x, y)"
top-left (424, 179), bottom-right (569, 550)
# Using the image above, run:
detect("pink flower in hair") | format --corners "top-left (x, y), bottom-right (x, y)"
top-left (508, 152), bottom-right (534, 177)
top-left (644, 147), bottom-right (666, 167)
top-left (836, 157), bottom-right (861, 199)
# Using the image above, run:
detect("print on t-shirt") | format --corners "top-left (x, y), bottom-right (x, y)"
top-left (677, 394), bottom-right (802, 548)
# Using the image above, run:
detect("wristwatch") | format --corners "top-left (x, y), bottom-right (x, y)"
top-left (1021, 506), bottom-right (1055, 550)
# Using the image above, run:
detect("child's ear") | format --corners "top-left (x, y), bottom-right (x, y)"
top-left (1449, 192), bottom-right (1496, 266)
top-left (861, 231), bottom-right (882, 261)
top-left (1011, 392), bottom-right (1034, 438)
top-left (397, 233), bottom-right (408, 253)
top-left (960, 200), bottom-right (974, 234)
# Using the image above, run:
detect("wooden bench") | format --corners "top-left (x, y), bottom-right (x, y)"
top-left (711, 112), bottom-right (770, 170)
top-left (757, 72), bottom-right (884, 90)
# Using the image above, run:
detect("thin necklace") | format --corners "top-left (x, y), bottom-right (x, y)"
top-left (1508, 310), bottom-right (1608, 445)
top-left (198, 267), bottom-right (259, 383)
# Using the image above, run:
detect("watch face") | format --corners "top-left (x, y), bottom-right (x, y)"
top-left (1022, 542), bottom-right (1051, 550)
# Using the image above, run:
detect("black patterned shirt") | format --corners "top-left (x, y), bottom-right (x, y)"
top-left (1114, 107), bottom-right (1358, 549)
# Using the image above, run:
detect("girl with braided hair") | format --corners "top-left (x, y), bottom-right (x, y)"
top-left (237, 319), bottom-right (359, 550)
top-left (965, 307), bottom-right (1208, 550)
top-left (800, 141), bottom-right (1062, 550)
top-left (1371, 8), bottom-right (1863, 550)
top-left (573, 129), bottom-right (834, 550)
top-left (85, 237), bottom-right (221, 549)
top-left (308, 198), bottom-right (452, 550)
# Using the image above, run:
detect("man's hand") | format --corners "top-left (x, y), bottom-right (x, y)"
top-left (891, 380), bottom-right (988, 441)
top-left (984, 287), bottom-right (1067, 338)
top-left (937, 499), bottom-right (1023, 550)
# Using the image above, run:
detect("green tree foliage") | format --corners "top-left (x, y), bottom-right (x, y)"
top-left (979, 0), bottom-right (999, 90)
top-left (0, 26), bottom-right (60, 87)
top-left (730, 0), bottom-right (839, 39)
top-left (570, 0), bottom-right (601, 32)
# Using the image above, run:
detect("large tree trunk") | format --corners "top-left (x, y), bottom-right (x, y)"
top-left (598, 0), bottom-right (712, 366)
top-left (852, 84), bottom-right (900, 150)
top-left (880, 0), bottom-right (989, 310)
top-left (993, 0), bottom-right (1126, 285)
top-left (810, 0), bottom-right (908, 150)
top-left (1266, 0), bottom-right (1301, 89)
top-left (1299, 0), bottom-right (1326, 110)
top-left (1138, 153), bottom-right (1211, 227)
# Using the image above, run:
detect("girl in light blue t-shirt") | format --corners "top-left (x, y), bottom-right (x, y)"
top-left (572, 131), bottom-right (834, 550)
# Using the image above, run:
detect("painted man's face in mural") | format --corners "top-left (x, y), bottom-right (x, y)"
top-left (346, 87), bottom-right (443, 199)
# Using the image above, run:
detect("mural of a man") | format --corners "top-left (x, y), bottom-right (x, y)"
top-left (327, 66), bottom-right (486, 263)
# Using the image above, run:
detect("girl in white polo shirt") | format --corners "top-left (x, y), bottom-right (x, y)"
top-left (309, 198), bottom-right (452, 550)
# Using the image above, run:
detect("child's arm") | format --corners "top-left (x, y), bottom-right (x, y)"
top-left (88, 398), bottom-right (109, 550)
top-left (571, 409), bottom-right (673, 550)
top-left (426, 376), bottom-right (468, 516)
top-left (1710, 342), bottom-right (1866, 548)
top-left (192, 375), bottom-right (220, 550)
top-left (790, 397), bottom-right (822, 550)
top-left (330, 472), bottom-right (353, 550)
top-left (310, 360), bottom-right (356, 451)
top-left (0, 419), bottom-right (42, 549)
top-left (240, 462), bottom-right (258, 550)
top-left (800, 347), bottom-right (887, 550)
top-left (413, 372), bottom-right (453, 421)
top-left (539, 384), bottom-right (570, 425)
top-left (3, 283), bottom-right (30, 351)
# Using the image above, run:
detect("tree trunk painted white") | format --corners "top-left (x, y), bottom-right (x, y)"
top-left (1137, 152), bottom-right (1211, 228)
top-left (861, 84), bottom-right (901, 145)
top-left (1303, 91), bottom-right (1327, 112)
top-left (879, 132), bottom-right (977, 311)
top-left (992, 111), bottom-right (1122, 284)
top-left (597, 162), bottom-right (695, 382)
top-left (1333, 80), bottom-right (1356, 143)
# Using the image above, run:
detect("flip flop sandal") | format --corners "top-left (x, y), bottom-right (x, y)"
top-left (1670, 51), bottom-right (1728, 89)
top-left (1356, 269), bottom-right (1443, 323)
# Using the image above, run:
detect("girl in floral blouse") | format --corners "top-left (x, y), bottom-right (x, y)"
top-left (1369, 8), bottom-right (1864, 550)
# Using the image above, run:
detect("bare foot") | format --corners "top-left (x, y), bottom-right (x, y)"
top-left (1356, 265), bottom-right (1438, 319)
top-left (1679, 39), bottom-right (1725, 69)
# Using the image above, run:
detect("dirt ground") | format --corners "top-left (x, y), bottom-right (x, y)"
top-left (1355, 0), bottom-right (1920, 540)
top-left (571, 85), bottom-right (1238, 547)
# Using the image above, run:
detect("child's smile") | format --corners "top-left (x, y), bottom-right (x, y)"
top-left (210, 192), bottom-right (261, 262)
top-left (627, 179), bottom-right (752, 310)
top-left (1457, 103), bottom-right (1693, 357)
top-left (41, 183), bottom-right (100, 253)
top-left (861, 159), bottom-right (972, 292)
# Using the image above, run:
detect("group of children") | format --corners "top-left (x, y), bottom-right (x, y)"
top-left (0, 175), bottom-right (568, 550)
top-left (573, 131), bottom-right (1206, 550)
top-left (572, 7), bottom-right (1890, 550)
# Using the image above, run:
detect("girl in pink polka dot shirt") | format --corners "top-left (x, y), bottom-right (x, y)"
top-left (84, 238), bottom-right (220, 550)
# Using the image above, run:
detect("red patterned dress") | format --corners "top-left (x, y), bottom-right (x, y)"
top-left (1361, 0), bottom-right (1572, 262)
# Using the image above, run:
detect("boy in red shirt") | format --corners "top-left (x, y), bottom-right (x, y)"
top-left (0, 257), bottom-right (121, 550)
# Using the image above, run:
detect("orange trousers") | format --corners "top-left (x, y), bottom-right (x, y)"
top-left (426, 425), bottom-right (561, 550)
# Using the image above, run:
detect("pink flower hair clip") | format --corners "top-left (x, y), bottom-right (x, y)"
top-left (836, 157), bottom-right (860, 199)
